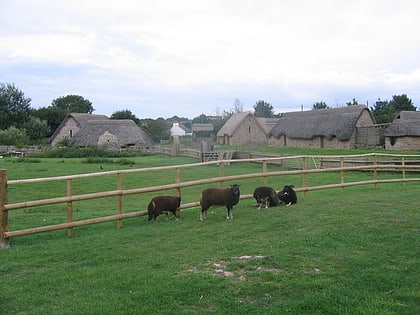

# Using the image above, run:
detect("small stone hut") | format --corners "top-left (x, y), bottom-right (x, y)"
top-left (268, 105), bottom-right (377, 149)
top-left (50, 113), bottom-right (153, 149)
top-left (217, 112), bottom-right (274, 146)
top-left (384, 111), bottom-right (420, 151)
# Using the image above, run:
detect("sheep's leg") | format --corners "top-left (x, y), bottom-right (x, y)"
top-left (200, 208), bottom-right (207, 221)
top-left (226, 207), bottom-right (233, 219)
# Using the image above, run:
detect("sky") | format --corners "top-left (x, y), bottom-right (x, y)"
top-left (1, 0), bottom-right (420, 119)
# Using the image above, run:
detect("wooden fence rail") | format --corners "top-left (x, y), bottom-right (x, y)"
top-left (1, 153), bottom-right (420, 248)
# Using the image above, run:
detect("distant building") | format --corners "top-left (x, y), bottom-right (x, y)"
top-left (50, 113), bottom-right (154, 149)
top-left (384, 111), bottom-right (420, 151)
top-left (170, 122), bottom-right (190, 137)
top-left (217, 112), bottom-right (276, 146)
top-left (192, 123), bottom-right (214, 139)
top-left (268, 105), bottom-right (378, 149)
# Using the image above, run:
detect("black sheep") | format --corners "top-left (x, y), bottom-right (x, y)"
top-left (147, 196), bottom-right (181, 221)
top-left (253, 186), bottom-right (280, 209)
top-left (200, 184), bottom-right (240, 221)
top-left (278, 185), bottom-right (297, 206)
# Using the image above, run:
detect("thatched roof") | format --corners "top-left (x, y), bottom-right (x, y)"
top-left (50, 113), bottom-right (109, 142)
top-left (192, 123), bottom-right (214, 132)
top-left (72, 119), bottom-right (154, 148)
top-left (217, 112), bottom-right (267, 136)
top-left (69, 113), bottom-right (109, 127)
top-left (384, 111), bottom-right (420, 137)
top-left (256, 117), bottom-right (280, 134)
top-left (269, 105), bottom-right (373, 141)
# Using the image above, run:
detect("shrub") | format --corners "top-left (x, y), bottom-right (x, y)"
top-left (0, 126), bottom-right (29, 146)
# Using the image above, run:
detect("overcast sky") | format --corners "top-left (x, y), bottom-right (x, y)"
top-left (2, 0), bottom-right (420, 119)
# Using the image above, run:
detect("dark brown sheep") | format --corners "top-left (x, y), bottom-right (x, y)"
top-left (147, 196), bottom-right (181, 221)
top-left (200, 184), bottom-right (240, 221)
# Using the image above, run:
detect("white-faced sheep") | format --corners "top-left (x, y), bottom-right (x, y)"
top-left (147, 196), bottom-right (181, 221)
top-left (200, 184), bottom-right (240, 221)
top-left (278, 185), bottom-right (297, 206)
top-left (253, 186), bottom-right (280, 209)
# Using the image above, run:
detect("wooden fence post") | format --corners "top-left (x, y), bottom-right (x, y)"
top-left (302, 157), bottom-right (307, 197)
top-left (175, 168), bottom-right (181, 197)
top-left (66, 179), bottom-right (74, 237)
top-left (0, 169), bottom-right (10, 249)
top-left (117, 172), bottom-right (123, 228)
top-left (218, 162), bottom-right (224, 187)
top-left (262, 161), bottom-right (268, 186)
top-left (401, 156), bottom-right (406, 184)
top-left (340, 157), bottom-right (345, 191)
top-left (373, 154), bottom-right (378, 186)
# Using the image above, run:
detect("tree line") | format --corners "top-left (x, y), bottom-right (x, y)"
top-left (0, 82), bottom-right (417, 146)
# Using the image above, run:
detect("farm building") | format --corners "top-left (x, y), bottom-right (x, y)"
top-left (192, 123), bottom-right (214, 139)
top-left (268, 105), bottom-right (378, 149)
top-left (216, 112), bottom-right (278, 146)
top-left (170, 122), bottom-right (191, 137)
top-left (384, 111), bottom-right (420, 151)
top-left (50, 113), bottom-right (154, 149)
top-left (50, 113), bottom-right (109, 146)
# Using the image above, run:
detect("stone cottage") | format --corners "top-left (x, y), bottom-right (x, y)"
top-left (268, 105), bottom-right (377, 149)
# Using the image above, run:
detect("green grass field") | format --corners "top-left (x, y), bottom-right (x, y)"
top-left (0, 152), bottom-right (419, 314)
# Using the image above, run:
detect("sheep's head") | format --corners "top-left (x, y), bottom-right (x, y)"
top-left (230, 184), bottom-right (241, 196)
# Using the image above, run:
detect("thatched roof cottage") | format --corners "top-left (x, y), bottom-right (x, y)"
top-left (72, 119), bottom-right (154, 149)
top-left (268, 105), bottom-right (377, 149)
top-left (50, 113), bottom-right (154, 149)
top-left (50, 113), bottom-right (109, 146)
top-left (384, 111), bottom-right (420, 151)
top-left (217, 112), bottom-right (278, 146)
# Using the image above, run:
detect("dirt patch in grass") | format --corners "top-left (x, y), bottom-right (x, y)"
top-left (182, 255), bottom-right (286, 280)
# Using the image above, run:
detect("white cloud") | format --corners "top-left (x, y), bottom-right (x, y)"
top-left (1, 0), bottom-right (420, 117)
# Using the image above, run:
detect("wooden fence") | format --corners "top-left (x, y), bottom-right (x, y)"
top-left (1, 153), bottom-right (420, 248)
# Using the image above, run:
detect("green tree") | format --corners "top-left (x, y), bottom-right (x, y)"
top-left (32, 106), bottom-right (67, 136)
top-left (0, 83), bottom-right (32, 130)
top-left (51, 95), bottom-right (94, 114)
top-left (22, 116), bottom-right (51, 140)
top-left (389, 94), bottom-right (416, 112)
top-left (371, 94), bottom-right (416, 123)
top-left (141, 118), bottom-right (171, 142)
top-left (312, 101), bottom-right (329, 110)
top-left (192, 114), bottom-right (211, 124)
top-left (0, 126), bottom-right (29, 146)
top-left (253, 100), bottom-right (276, 117)
top-left (346, 98), bottom-right (359, 106)
top-left (110, 109), bottom-right (140, 124)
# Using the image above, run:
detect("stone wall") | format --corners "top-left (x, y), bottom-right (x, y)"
top-left (385, 136), bottom-right (420, 151)
top-left (50, 118), bottom-right (80, 146)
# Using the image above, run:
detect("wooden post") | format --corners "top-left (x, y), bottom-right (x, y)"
top-left (262, 161), bottom-right (268, 186)
top-left (401, 156), bottom-right (406, 184)
top-left (373, 154), bottom-right (378, 186)
top-left (340, 157), bottom-right (345, 192)
top-left (302, 157), bottom-right (307, 197)
top-left (0, 169), bottom-right (10, 249)
top-left (66, 179), bottom-right (74, 237)
top-left (117, 172), bottom-right (123, 228)
top-left (218, 162), bottom-right (224, 187)
top-left (175, 168), bottom-right (181, 197)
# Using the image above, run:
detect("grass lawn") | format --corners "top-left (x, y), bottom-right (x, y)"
top-left (0, 153), bottom-right (419, 314)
